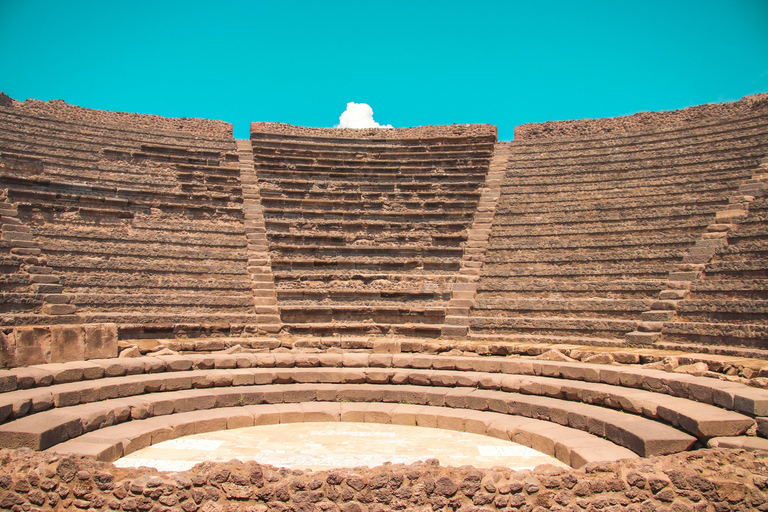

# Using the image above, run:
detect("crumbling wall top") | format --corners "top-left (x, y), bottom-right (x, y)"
top-left (251, 122), bottom-right (497, 141)
top-left (0, 92), bottom-right (17, 108)
top-left (0, 93), bottom-right (233, 139)
top-left (515, 92), bottom-right (768, 141)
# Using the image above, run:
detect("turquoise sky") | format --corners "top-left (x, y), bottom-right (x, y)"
top-left (2, 1), bottom-right (767, 140)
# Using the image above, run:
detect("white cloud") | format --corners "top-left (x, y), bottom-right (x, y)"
top-left (335, 102), bottom-right (392, 129)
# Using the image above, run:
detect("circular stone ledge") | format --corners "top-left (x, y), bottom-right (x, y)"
top-left (45, 402), bottom-right (638, 470)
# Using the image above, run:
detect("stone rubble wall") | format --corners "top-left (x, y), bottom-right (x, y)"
top-left (0, 447), bottom-right (765, 511)
top-left (3, 94), bottom-right (233, 138)
top-left (515, 93), bottom-right (768, 141)
top-left (251, 122), bottom-right (497, 141)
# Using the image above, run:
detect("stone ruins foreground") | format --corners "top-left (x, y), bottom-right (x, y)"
top-left (0, 91), bottom-right (767, 511)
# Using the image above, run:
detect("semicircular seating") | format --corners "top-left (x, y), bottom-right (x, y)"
top-left (2, 92), bottom-right (768, 506)
top-left (0, 350), bottom-right (766, 469)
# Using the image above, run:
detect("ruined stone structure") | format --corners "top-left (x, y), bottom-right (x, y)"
top-left (1, 91), bottom-right (768, 511)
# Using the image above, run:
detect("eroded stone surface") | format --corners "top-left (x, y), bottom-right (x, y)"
top-left (0, 447), bottom-right (766, 511)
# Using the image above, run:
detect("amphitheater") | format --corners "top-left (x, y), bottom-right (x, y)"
top-left (0, 90), bottom-right (767, 511)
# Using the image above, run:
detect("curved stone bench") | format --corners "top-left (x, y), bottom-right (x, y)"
top-left (0, 381), bottom-right (696, 457)
top-left (45, 402), bottom-right (638, 469)
top-left (4, 352), bottom-right (768, 416)
top-left (0, 366), bottom-right (753, 441)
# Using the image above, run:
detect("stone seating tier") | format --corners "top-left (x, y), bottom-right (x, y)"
top-left (265, 178), bottom-right (484, 193)
top-left (261, 195), bottom-right (480, 210)
top-left (3, 351), bottom-right (768, 465)
top-left (5, 97), bottom-right (233, 137)
top-left (267, 230), bottom-right (467, 247)
top-left (0, 112), bottom-right (236, 153)
top-left (264, 219), bottom-right (470, 236)
top-left (249, 133), bottom-right (496, 149)
top-left (50, 403), bottom-right (637, 469)
top-left (507, 131), bottom-right (768, 168)
top-left (0, 157), bottom-right (242, 206)
top-left (476, 279), bottom-right (667, 299)
top-left (256, 169), bottom-right (488, 186)
top-left (252, 148), bottom-right (492, 164)
top-left (250, 121), bottom-right (496, 141)
top-left (272, 273), bottom-right (457, 300)
top-left (0, 108), bottom-right (240, 202)
top-left (514, 93), bottom-right (768, 140)
top-left (503, 157), bottom-right (756, 190)
top-left (252, 127), bottom-right (493, 334)
top-left (660, 191), bottom-right (768, 348)
top-left (0, 101), bottom-right (278, 338)
top-left (469, 105), bottom-right (768, 345)
top-left (488, 218), bottom-right (713, 245)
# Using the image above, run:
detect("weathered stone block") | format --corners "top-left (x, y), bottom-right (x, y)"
top-left (50, 325), bottom-right (85, 363)
top-left (85, 324), bottom-right (118, 360)
top-left (41, 304), bottom-right (76, 315)
top-left (15, 326), bottom-right (51, 366)
top-left (0, 328), bottom-right (15, 368)
top-left (372, 339), bottom-right (400, 354)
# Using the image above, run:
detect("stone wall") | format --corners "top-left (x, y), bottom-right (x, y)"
top-left (1, 93), bottom-right (233, 138)
top-left (515, 93), bottom-right (768, 141)
top-left (251, 122), bottom-right (497, 140)
top-left (0, 447), bottom-right (765, 511)
top-left (0, 324), bottom-right (117, 368)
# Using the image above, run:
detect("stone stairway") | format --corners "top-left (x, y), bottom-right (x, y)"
top-left (625, 155), bottom-right (768, 346)
top-left (443, 142), bottom-right (510, 338)
top-left (236, 139), bottom-right (281, 335)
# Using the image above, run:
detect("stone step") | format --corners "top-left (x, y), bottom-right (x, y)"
top-left (468, 316), bottom-right (638, 338)
top-left (280, 322), bottom-right (444, 338)
top-left (509, 121), bottom-right (768, 157)
top-left (473, 298), bottom-right (653, 318)
top-left (48, 402), bottom-right (636, 468)
top-left (6, 350), bottom-right (767, 417)
top-left (0, 380), bottom-right (695, 457)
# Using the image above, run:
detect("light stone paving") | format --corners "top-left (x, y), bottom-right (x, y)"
top-left (115, 422), bottom-right (568, 472)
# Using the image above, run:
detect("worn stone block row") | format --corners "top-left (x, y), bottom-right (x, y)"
top-left (2, 98), bottom-right (234, 138)
top-left (251, 141), bottom-right (496, 157)
top-left (0, 363), bottom-right (754, 442)
top-left (516, 102), bottom-right (768, 141)
top-left (473, 298), bottom-right (653, 319)
top-left (505, 144), bottom-right (767, 178)
top-left (0, 376), bottom-right (691, 458)
top-left (516, 111), bottom-right (768, 146)
top-left (265, 177), bottom-right (485, 193)
top-left (52, 402), bottom-right (637, 470)
top-left (4, 350), bottom-right (766, 422)
top-left (507, 138), bottom-right (768, 176)
top-left (0, 323), bottom-right (116, 367)
top-left (501, 161), bottom-right (754, 196)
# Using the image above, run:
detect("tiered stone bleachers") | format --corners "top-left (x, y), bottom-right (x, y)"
top-left (4, 92), bottom-right (768, 511)
top-left (0, 97), bottom-right (272, 355)
top-left (664, 160), bottom-right (768, 348)
top-left (250, 123), bottom-right (496, 336)
top-left (470, 100), bottom-right (768, 346)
